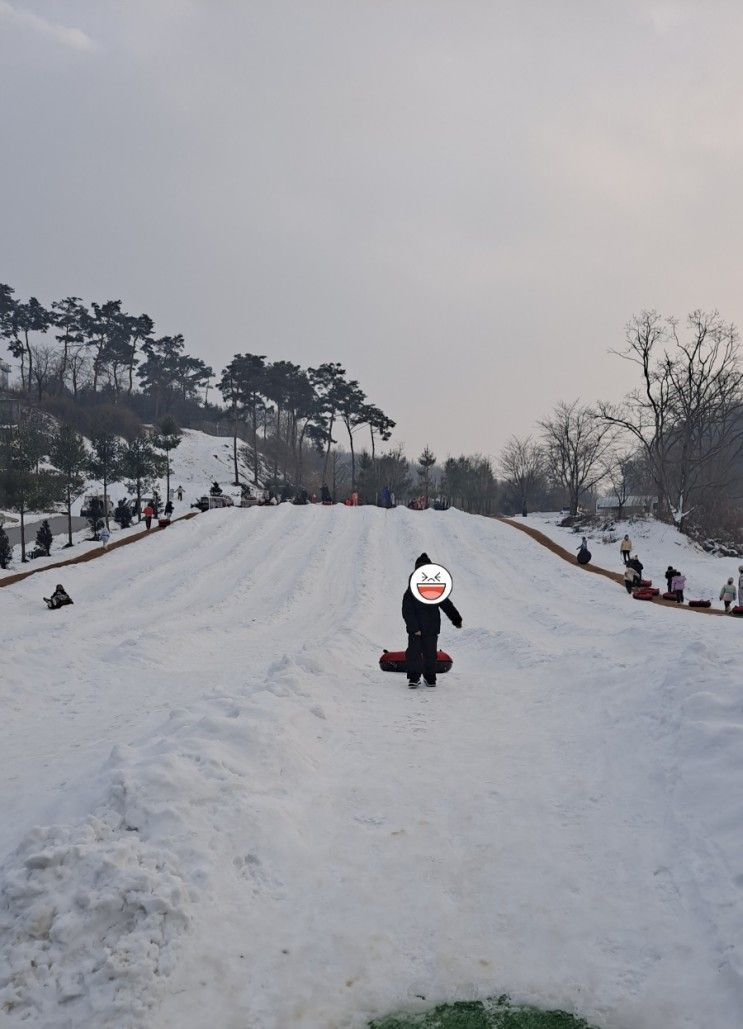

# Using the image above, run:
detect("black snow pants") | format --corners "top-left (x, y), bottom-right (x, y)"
top-left (624, 581), bottom-right (634, 594)
top-left (406, 633), bottom-right (438, 684)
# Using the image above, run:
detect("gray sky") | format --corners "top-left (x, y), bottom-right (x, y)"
top-left (2, 1), bottom-right (743, 460)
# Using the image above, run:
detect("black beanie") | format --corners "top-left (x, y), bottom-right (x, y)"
top-left (415, 552), bottom-right (431, 569)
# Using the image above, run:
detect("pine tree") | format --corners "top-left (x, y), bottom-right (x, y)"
top-left (88, 426), bottom-right (122, 530)
top-left (417, 446), bottom-right (437, 508)
top-left (0, 526), bottom-right (11, 569)
top-left (0, 413), bottom-right (53, 561)
top-left (154, 416), bottom-right (181, 502)
top-left (35, 519), bottom-right (53, 557)
top-left (121, 434), bottom-right (164, 521)
top-left (50, 424), bottom-right (88, 546)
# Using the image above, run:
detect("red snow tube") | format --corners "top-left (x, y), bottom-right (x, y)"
top-left (662, 591), bottom-right (677, 601)
top-left (632, 588), bottom-right (655, 601)
top-left (639, 579), bottom-right (652, 587)
top-left (379, 649), bottom-right (453, 673)
top-left (688, 599), bottom-right (711, 608)
top-left (731, 606), bottom-right (743, 617)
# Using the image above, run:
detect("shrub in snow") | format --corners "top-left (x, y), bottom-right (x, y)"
top-left (0, 527), bottom-right (10, 569)
top-left (34, 519), bottom-right (53, 557)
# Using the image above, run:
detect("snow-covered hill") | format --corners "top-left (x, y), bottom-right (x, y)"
top-left (0, 430), bottom-right (258, 572)
top-left (1, 507), bottom-right (742, 1028)
top-left (527, 512), bottom-right (741, 605)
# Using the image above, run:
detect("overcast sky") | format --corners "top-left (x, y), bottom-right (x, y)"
top-left (1, 1), bottom-right (742, 459)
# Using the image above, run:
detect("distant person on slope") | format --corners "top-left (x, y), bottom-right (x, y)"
top-left (624, 565), bottom-right (640, 594)
top-left (143, 504), bottom-right (155, 531)
top-left (402, 552), bottom-right (462, 689)
top-left (738, 566), bottom-right (743, 604)
top-left (665, 566), bottom-right (679, 593)
top-left (671, 572), bottom-right (686, 604)
top-left (619, 534), bottom-right (632, 565)
top-left (720, 578), bottom-right (737, 612)
top-left (577, 537), bottom-right (591, 565)
top-left (44, 584), bottom-right (73, 610)
top-left (628, 555), bottom-right (644, 580)
top-left (98, 525), bottom-right (111, 549)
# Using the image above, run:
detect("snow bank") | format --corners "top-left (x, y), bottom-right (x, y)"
top-left (2, 506), bottom-right (743, 1028)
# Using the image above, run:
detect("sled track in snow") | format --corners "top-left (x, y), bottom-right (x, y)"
top-left (0, 511), bottom-right (200, 589)
top-left (499, 517), bottom-right (729, 617)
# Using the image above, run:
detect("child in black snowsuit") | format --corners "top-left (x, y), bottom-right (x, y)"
top-left (44, 584), bottom-right (73, 610)
top-left (402, 552), bottom-right (462, 688)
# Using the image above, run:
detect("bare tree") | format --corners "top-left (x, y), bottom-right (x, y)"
top-left (599, 446), bottom-right (641, 522)
top-left (598, 309), bottom-right (743, 531)
top-left (539, 401), bottom-right (611, 516)
top-left (29, 344), bottom-right (61, 400)
top-left (499, 435), bottom-right (544, 516)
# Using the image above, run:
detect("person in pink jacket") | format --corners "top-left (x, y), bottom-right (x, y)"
top-left (671, 572), bottom-right (686, 604)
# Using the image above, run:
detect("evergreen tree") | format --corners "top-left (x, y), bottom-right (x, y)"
top-left (154, 416), bottom-right (181, 502)
top-left (50, 297), bottom-right (86, 393)
top-left (220, 353), bottom-right (267, 485)
top-left (121, 434), bottom-right (164, 521)
top-left (88, 426), bottom-right (122, 529)
top-left (308, 362), bottom-right (347, 482)
top-left (0, 525), bottom-right (11, 569)
top-left (50, 423), bottom-right (88, 546)
top-left (337, 380), bottom-right (367, 490)
top-left (35, 519), bottom-right (53, 557)
top-left (417, 446), bottom-right (437, 507)
top-left (0, 414), bottom-right (53, 561)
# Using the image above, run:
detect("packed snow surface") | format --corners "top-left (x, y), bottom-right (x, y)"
top-left (1, 507), bottom-right (742, 1028)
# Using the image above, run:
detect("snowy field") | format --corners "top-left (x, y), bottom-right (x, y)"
top-left (1, 506), bottom-right (742, 1028)
top-left (0, 429), bottom-right (252, 576)
top-left (527, 512), bottom-right (742, 606)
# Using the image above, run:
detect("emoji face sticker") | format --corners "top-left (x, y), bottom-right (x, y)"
top-left (409, 563), bottom-right (453, 605)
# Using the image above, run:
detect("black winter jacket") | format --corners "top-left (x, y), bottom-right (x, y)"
top-left (402, 588), bottom-right (462, 636)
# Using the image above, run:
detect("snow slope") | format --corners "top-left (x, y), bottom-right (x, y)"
top-left (528, 512), bottom-right (742, 605)
top-left (1, 429), bottom-right (254, 575)
top-left (1, 507), bottom-right (742, 1028)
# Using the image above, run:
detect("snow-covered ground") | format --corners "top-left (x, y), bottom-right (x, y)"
top-left (527, 512), bottom-right (742, 605)
top-left (0, 429), bottom-right (252, 575)
top-left (1, 506), bottom-right (742, 1028)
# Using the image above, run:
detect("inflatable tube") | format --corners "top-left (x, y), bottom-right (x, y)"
top-left (379, 649), bottom-right (453, 673)
top-left (731, 606), bottom-right (743, 617)
top-left (688, 599), bottom-right (711, 608)
top-left (646, 587), bottom-right (660, 597)
top-left (632, 588), bottom-right (655, 601)
top-left (576, 550), bottom-right (591, 565)
top-left (662, 592), bottom-right (677, 601)
top-left (639, 579), bottom-right (652, 588)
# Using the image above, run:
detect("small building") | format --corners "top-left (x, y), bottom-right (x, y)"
top-left (0, 359), bottom-right (9, 390)
top-left (596, 494), bottom-right (657, 520)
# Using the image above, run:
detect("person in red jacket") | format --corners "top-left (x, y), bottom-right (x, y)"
top-left (143, 503), bottom-right (155, 530)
